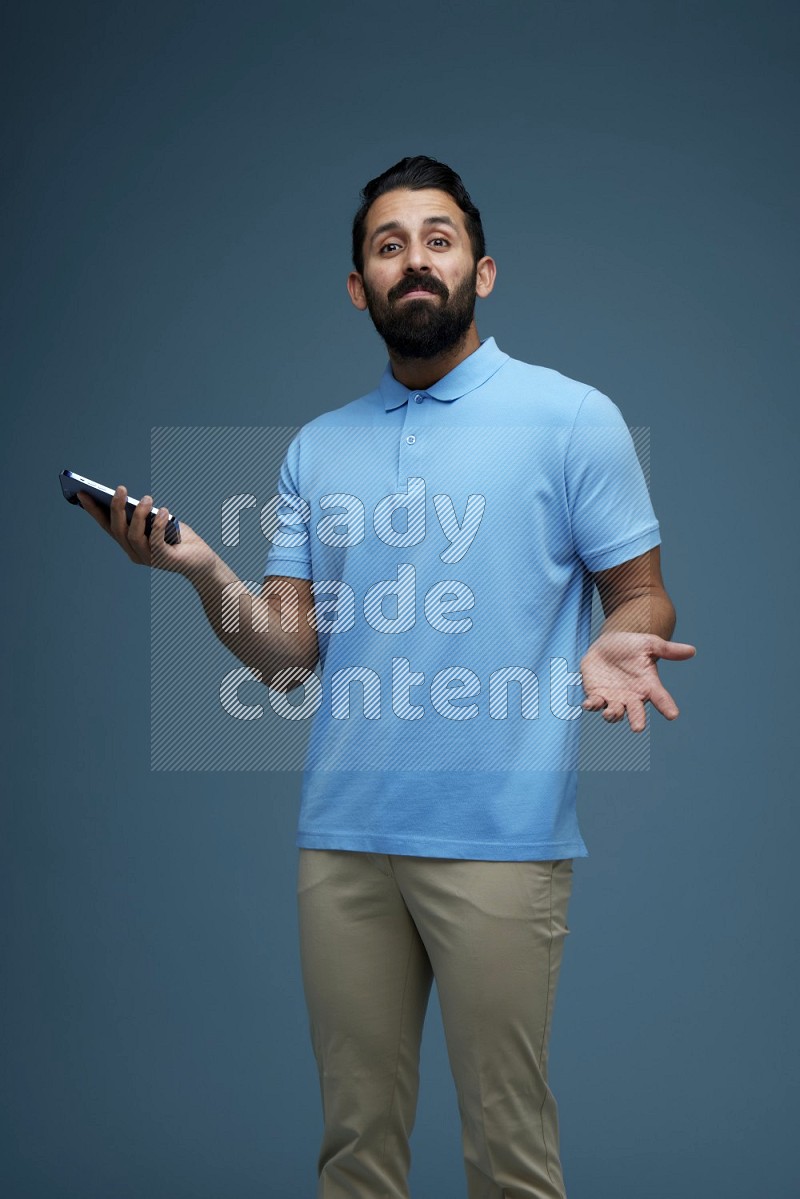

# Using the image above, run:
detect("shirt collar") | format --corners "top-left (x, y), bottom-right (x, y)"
top-left (379, 335), bottom-right (510, 412)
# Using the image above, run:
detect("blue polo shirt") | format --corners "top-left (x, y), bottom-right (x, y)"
top-left (263, 335), bottom-right (660, 860)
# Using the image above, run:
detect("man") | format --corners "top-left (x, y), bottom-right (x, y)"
top-left (78, 155), bottom-right (695, 1198)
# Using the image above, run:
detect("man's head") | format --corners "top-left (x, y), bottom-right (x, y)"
top-left (348, 155), bottom-right (496, 360)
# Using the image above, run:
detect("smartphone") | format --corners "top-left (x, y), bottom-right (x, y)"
top-left (59, 469), bottom-right (182, 545)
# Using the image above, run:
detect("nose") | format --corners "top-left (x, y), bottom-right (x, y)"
top-left (402, 237), bottom-right (436, 275)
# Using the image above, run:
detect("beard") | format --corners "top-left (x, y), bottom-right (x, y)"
top-left (361, 262), bottom-right (479, 360)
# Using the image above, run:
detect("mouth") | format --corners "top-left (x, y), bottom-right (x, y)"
top-left (400, 289), bottom-right (439, 300)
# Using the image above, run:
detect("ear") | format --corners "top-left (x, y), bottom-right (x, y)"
top-left (347, 271), bottom-right (368, 311)
top-left (475, 256), bottom-right (497, 299)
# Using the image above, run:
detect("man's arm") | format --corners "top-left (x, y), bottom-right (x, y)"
top-left (591, 545), bottom-right (675, 638)
top-left (77, 484), bottom-right (319, 694)
top-left (189, 560), bottom-right (320, 694)
top-left (580, 546), bottom-right (696, 732)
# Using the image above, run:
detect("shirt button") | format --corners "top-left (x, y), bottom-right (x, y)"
top-left (414, 394), bottom-right (424, 404)
top-left (406, 435), bottom-right (416, 444)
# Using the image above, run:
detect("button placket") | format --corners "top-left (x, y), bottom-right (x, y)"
top-left (397, 393), bottom-right (426, 488)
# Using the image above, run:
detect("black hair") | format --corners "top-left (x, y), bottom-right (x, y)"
top-left (351, 155), bottom-right (486, 275)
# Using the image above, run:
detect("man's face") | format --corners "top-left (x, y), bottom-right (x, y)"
top-left (353, 188), bottom-right (481, 360)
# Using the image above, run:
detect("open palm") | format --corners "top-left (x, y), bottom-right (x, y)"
top-left (580, 630), bottom-right (696, 733)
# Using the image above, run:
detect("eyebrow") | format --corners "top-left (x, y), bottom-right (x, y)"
top-left (368, 214), bottom-right (460, 247)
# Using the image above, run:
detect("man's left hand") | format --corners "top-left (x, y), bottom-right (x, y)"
top-left (579, 631), bottom-right (696, 733)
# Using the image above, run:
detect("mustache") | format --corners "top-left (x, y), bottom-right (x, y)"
top-left (393, 279), bottom-right (446, 300)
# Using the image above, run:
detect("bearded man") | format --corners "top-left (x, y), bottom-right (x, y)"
top-left (79, 154), bottom-right (695, 1199)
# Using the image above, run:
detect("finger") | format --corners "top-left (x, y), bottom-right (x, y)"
top-left (128, 493), bottom-right (156, 563)
top-left (625, 698), bottom-right (648, 733)
top-left (77, 491), bottom-right (112, 534)
top-left (109, 485), bottom-right (147, 565)
top-left (603, 701), bottom-right (626, 723)
top-left (149, 503), bottom-right (171, 568)
top-left (652, 638), bottom-right (697, 661)
top-left (648, 682), bottom-right (680, 720)
top-left (108, 485), bottom-right (132, 542)
top-left (581, 693), bottom-right (607, 711)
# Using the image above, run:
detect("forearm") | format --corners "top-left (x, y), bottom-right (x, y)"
top-left (596, 590), bottom-right (676, 640)
top-left (185, 554), bottom-right (315, 689)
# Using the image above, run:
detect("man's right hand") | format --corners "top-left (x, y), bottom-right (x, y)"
top-left (77, 484), bottom-right (216, 578)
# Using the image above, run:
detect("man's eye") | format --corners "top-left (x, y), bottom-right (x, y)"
top-left (379, 238), bottom-right (450, 254)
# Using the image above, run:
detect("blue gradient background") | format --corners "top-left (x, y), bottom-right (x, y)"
top-left (3, 2), bottom-right (797, 1196)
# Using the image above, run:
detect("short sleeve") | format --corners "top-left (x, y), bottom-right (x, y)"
top-left (263, 431), bottom-right (314, 580)
top-left (565, 388), bottom-right (661, 572)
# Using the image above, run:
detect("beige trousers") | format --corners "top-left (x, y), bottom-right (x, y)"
top-left (297, 849), bottom-right (574, 1199)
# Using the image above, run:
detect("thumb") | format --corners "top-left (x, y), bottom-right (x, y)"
top-left (652, 638), bottom-right (697, 661)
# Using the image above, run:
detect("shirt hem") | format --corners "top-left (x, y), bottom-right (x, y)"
top-left (296, 830), bottom-right (589, 860)
top-left (263, 557), bottom-right (313, 579)
top-left (581, 525), bottom-right (661, 573)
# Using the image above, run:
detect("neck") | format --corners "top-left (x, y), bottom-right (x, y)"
top-left (387, 325), bottom-right (482, 391)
